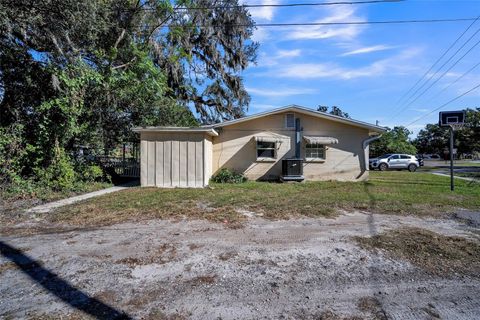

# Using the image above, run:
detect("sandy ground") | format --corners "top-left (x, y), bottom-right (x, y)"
top-left (1, 211), bottom-right (480, 320)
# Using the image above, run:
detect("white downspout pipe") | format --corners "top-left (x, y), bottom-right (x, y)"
top-left (362, 134), bottom-right (383, 171)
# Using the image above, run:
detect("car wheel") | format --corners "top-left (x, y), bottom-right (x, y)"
top-left (379, 163), bottom-right (388, 171)
top-left (408, 164), bottom-right (417, 172)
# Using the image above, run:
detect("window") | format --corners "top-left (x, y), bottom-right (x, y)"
top-left (400, 155), bottom-right (410, 159)
top-left (305, 144), bottom-right (325, 159)
top-left (257, 141), bottom-right (276, 159)
top-left (285, 113), bottom-right (295, 128)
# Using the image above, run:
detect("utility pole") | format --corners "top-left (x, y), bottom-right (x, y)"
top-left (449, 127), bottom-right (454, 191)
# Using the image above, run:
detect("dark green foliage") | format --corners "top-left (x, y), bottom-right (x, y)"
top-left (0, 0), bottom-right (256, 194)
top-left (413, 124), bottom-right (449, 155)
top-left (211, 168), bottom-right (247, 184)
top-left (413, 108), bottom-right (480, 156)
top-left (317, 105), bottom-right (350, 118)
top-left (370, 126), bottom-right (417, 157)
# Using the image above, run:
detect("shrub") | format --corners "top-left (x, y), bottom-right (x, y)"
top-left (0, 124), bottom-right (27, 188)
top-left (36, 144), bottom-right (76, 191)
top-left (211, 168), bottom-right (247, 184)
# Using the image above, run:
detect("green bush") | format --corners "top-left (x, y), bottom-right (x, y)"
top-left (0, 124), bottom-right (27, 187)
top-left (211, 168), bottom-right (247, 184)
top-left (82, 164), bottom-right (103, 182)
top-left (36, 145), bottom-right (76, 191)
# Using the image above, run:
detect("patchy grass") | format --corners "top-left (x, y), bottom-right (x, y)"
top-left (356, 227), bottom-right (480, 277)
top-left (0, 262), bottom-right (17, 275)
top-left (0, 181), bottom-right (112, 225)
top-left (2, 172), bottom-right (478, 234)
top-left (357, 297), bottom-right (388, 320)
top-left (115, 244), bottom-right (177, 267)
top-left (1, 181), bottom-right (112, 204)
top-left (185, 275), bottom-right (217, 286)
top-left (43, 172), bottom-right (480, 227)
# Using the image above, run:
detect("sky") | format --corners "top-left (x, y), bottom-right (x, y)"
top-left (240, 0), bottom-right (480, 135)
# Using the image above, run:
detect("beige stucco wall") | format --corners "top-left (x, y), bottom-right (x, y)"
top-left (140, 132), bottom-right (208, 187)
top-left (212, 112), bottom-right (371, 181)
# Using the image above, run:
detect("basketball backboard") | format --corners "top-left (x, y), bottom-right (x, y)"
top-left (439, 110), bottom-right (466, 127)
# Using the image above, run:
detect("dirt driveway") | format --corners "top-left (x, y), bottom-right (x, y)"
top-left (1, 212), bottom-right (479, 319)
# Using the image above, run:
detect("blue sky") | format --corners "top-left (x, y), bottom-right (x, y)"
top-left (241, 0), bottom-right (480, 135)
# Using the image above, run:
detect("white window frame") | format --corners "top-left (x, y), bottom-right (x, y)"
top-left (305, 143), bottom-right (326, 162)
top-left (256, 140), bottom-right (276, 161)
top-left (285, 113), bottom-right (295, 129)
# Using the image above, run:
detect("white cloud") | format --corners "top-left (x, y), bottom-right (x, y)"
top-left (276, 49), bottom-right (302, 58)
top-left (341, 45), bottom-right (394, 56)
top-left (247, 87), bottom-right (317, 97)
top-left (266, 48), bottom-right (422, 80)
top-left (244, 0), bottom-right (279, 43)
top-left (272, 62), bottom-right (385, 79)
top-left (251, 28), bottom-right (270, 42)
top-left (284, 6), bottom-right (365, 41)
top-left (244, 0), bottom-right (278, 21)
top-left (410, 108), bottom-right (429, 113)
top-left (256, 49), bottom-right (302, 67)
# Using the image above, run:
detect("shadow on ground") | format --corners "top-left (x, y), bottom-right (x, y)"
top-left (0, 240), bottom-right (131, 320)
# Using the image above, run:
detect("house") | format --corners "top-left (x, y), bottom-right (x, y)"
top-left (132, 105), bottom-right (386, 187)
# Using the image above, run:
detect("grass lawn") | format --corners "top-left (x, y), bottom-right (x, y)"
top-left (47, 172), bottom-right (480, 228)
top-left (456, 172), bottom-right (480, 179)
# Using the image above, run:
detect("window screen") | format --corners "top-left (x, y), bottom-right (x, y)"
top-left (257, 141), bottom-right (276, 159)
top-left (305, 144), bottom-right (325, 159)
top-left (285, 113), bottom-right (295, 128)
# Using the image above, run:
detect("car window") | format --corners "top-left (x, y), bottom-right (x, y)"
top-left (389, 155), bottom-right (400, 160)
top-left (400, 155), bottom-right (410, 159)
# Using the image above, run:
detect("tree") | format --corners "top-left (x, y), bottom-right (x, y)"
top-left (146, 0), bottom-right (258, 122)
top-left (0, 0), bottom-right (257, 190)
top-left (413, 124), bottom-right (449, 155)
top-left (413, 108), bottom-right (480, 156)
top-left (370, 126), bottom-right (417, 157)
top-left (317, 105), bottom-right (350, 118)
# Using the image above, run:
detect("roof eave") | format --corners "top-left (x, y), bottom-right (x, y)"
top-left (132, 127), bottom-right (219, 137)
top-left (210, 105), bottom-right (387, 133)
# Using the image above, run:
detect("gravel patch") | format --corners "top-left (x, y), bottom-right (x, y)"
top-left (1, 211), bottom-right (479, 319)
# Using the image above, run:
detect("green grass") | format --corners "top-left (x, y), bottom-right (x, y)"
top-left (1, 181), bottom-right (113, 203)
top-left (45, 171), bottom-right (480, 228)
top-left (455, 172), bottom-right (480, 179)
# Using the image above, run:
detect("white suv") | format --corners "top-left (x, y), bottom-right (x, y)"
top-left (370, 154), bottom-right (420, 172)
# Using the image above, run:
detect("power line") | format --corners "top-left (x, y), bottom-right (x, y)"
top-left (401, 27), bottom-right (480, 106)
top-left (398, 37), bottom-right (480, 113)
top-left (249, 17), bottom-right (478, 27)
top-left (423, 60), bottom-right (480, 104)
top-left (405, 82), bottom-right (480, 128)
top-left (391, 15), bottom-right (480, 111)
top-left (146, 17), bottom-right (479, 29)
top-left (138, 0), bottom-right (404, 10)
top-left (387, 23), bottom-right (480, 122)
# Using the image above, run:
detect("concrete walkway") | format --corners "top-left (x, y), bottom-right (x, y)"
top-left (26, 183), bottom-right (136, 214)
top-left (431, 172), bottom-right (479, 182)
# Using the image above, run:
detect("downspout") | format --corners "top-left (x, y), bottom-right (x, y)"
top-left (363, 134), bottom-right (382, 149)
top-left (362, 134), bottom-right (383, 171)
top-left (295, 118), bottom-right (301, 159)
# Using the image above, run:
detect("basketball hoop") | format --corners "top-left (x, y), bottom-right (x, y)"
top-left (439, 110), bottom-right (466, 191)
top-left (449, 123), bottom-right (464, 131)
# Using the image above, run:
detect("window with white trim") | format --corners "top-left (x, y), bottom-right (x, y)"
top-left (305, 143), bottom-right (325, 159)
top-left (256, 141), bottom-right (276, 159)
top-left (285, 113), bottom-right (295, 128)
